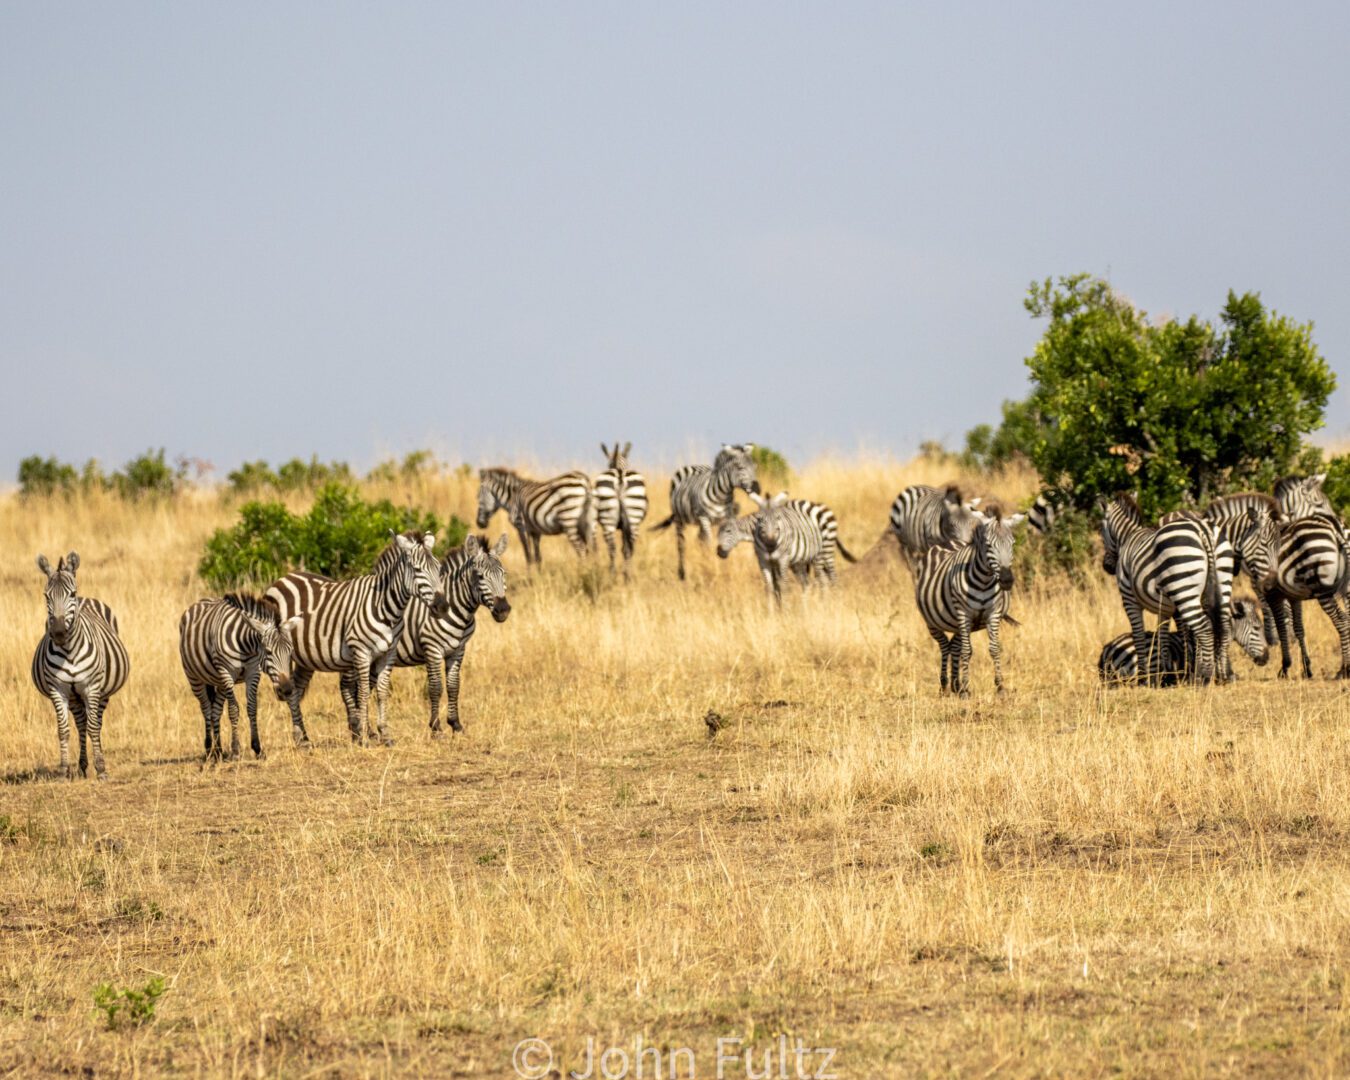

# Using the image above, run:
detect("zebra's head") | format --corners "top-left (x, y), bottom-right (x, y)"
top-left (972, 510), bottom-right (1022, 589)
top-left (231, 595), bottom-right (300, 699)
top-left (475, 469), bottom-right (511, 529)
top-left (749, 491), bottom-right (791, 552)
top-left (1231, 599), bottom-right (1269, 667)
top-left (1099, 494), bottom-right (1142, 576)
top-left (36, 551), bottom-right (80, 646)
top-left (601, 442), bottom-right (632, 471)
top-left (392, 531), bottom-right (449, 618)
top-left (939, 486), bottom-right (982, 547)
top-left (460, 533), bottom-right (511, 623)
top-left (1275, 473), bottom-right (1335, 520)
top-left (1236, 506), bottom-right (1280, 591)
top-left (716, 514), bottom-right (753, 558)
top-left (716, 443), bottom-right (760, 496)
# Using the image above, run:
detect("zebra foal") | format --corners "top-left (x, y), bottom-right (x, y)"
top-left (265, 531), bottom-right (447, 747)
top-left (32, 552), bottom-right (130, 780)
top-left (477, 467), bottom-right (593, 565)
top-left (179, 594), bottom-right (299, 761)
top-left (594, 442), bottom-right (648, 577)
top-left (651, 444), bottom-right (759, 580)
top-left (914, 509), bottom-right (1024, 696)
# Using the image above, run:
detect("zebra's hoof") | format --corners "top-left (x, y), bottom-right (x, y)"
top-left (380, 737), bottom-right (395, 748)
top-left (95, 772), bottom-right (108, 782)
top-left (294, 739), bottom-right (312, 751)
top-left (63, 766), bottom-right (75, 781)
top-left (959, 690), bottom-right (971, 700)
top-left (449, 720), bottom-right (464, 734)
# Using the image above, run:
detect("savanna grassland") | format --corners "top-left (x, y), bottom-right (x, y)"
top-left (2, 457), bottom-right (1350, 1078)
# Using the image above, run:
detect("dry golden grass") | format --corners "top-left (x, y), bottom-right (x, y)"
top-left (2, 456), bottom-right (1349, 1077)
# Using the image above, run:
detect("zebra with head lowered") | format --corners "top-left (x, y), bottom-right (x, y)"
top-left (594, 442), bottom-right (648, 578)
top-left (476, 467), bottom-right (593, 565)
top-left (888, 484), bottom-right (983, 569)
top-left (1203, 495), bottom-right (1283, 645)
top-left (265, 531), bottom-right (447, 747)
top-left (716, 492), bottom-right (857, 604)
top-left (1099, 598), bottom-right (1269, 686)
top-left (1264, 512), bottom-right (1350, 679)
top-left (178, 594), bottom-right (299, 761)
top-left (375, 533), bottom-right (511, 737)
top-left (914, 507), bottom-right (1024, 696)
top-left (32, 552), bottom-right (130, 780)
top-left (1100, 495), bottom-right (1227, 686)
top-left (651, 444), bottom-right (759, 580)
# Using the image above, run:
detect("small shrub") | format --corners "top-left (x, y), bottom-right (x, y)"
top-left (276, 456), bottom-right (353, 492)
top-left (112, 448), bottom-right (184, 499)
top-left (17, 456), bottom-right (78, 497)
top-left (93, 977), bottom-right (166, 1029)
top-left (1322, 453), bottom-right (1350, 516)
top-left (1013, 506), bottom-right (1098, 588)
top-left (226, 460), bottom-right (279, 495)
top-left (199, 483), bottom-right (467, 590)
top-left (749, 445), bottom-right (792, 490)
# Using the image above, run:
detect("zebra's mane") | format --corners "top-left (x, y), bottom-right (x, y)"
top-left (1113, 493), bottom-right (1145, 522)
top-left (1210, 492), bottom-right (1279, 514)
top-left (480, 466), bottom-right (520, 481)
top-left (943, 484), bottom-right (964, 502)
top-left (223, 592), bottom-right (280, 626)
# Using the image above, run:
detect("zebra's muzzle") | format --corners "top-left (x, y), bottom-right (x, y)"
top-left (999, 569), bottom-right (1014, 589)
top-left (475, 511), bottom-right (490, 529)
top-left (431, 594), bottom-right (451, 619)
top-left (491, 598), bottom-right (511, 623)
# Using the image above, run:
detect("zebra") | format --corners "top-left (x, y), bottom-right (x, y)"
top-left (1098, 598), bottom-right (1269, 686)
top-left (1264, 513), bottom-right (1350, 679)
top-left (1274, 473), bottom-right (1334, 519)
top-left (914, 508), bottom-right (1024, 696)
top-left (264, 531), bottom-right (448, 747)
top-left (1100, 496), bottom-right (1225, 686)
top-left (178, 594), bottom-right (299, 761)
top-left (476, 467), bottom-right (593, 565)
top-left (716, 492), bottom-right (857, 603)
top-left (375, 533), bottom-right (511, 737)
top-left (1203, 496), bottom-right (1283, 646)
top-left (650, 444), bottom-right (760, 580)
top-left (888, 484), bottom-right (982, 569)
top-left (31, 552), bottom-right (130, 780)
top-left (1027, 491), bottom-right (1060, 535)
top-left (594, 442), bottom-right (648, 577)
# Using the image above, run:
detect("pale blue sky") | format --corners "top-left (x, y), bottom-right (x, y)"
top-left (3, 2), bottom-right (1347, 477)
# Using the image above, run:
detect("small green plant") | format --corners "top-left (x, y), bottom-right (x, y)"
top-left (93, 976), bottom-right (166, 1029)
top-left (17, 455), bottom-right (78, 497)
top-left (226, 460), bottom-right (279, 495)
top-left (112, 448), bottom-right (185, 499)
top-left (749, 445), bottom-right (792, 490)
top-left (1013, 506), bottom-right (1099, 588)
top-left (114, 896), bottom-right (165, 923)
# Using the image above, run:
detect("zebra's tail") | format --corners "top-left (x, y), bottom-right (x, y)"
top-left (650, 514), bottom-right (675, 532)
top-left (1002, 612), bottom-right (1022, 627)
top-left (1198, 524), bottom-right (1223, 622)
top-left (836, 536), bottom-right (858, 563)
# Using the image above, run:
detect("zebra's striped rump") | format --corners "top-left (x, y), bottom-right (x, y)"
top-left (595, 441), bottom-right (649, 575)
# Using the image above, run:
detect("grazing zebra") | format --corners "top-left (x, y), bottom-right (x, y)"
top-left (31, 552), bottom-right (130, 780)
top-left (594, 442), bottom-right (648, 577)
top-left (914, 509), bottom-right (1024, 696)
top-left (888, 484), bottom-right (982, 569)
top-left (1203, 496), bottom-right (1283, 645)
top-left (717, 492), bottom-right (857, 603)
top-left (1265, 513), bottom-right (1350, 679)
top-left (178, 594), bottom-right (298, 761)
top-left (651, 444), bottom-right (760, 580)
top-left (1098, 599), bottom-right (1269, 686)
top-left (377, 533), bottom-right (511, 736)
top-left (1100, 496), bottom-right (1224, 686)
top-left (476, 467), bottom-right (593, 565)
top-left (264, 532), bottom-right (447, 746)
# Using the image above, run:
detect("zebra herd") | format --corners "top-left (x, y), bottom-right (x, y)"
top-left (26, 442), bottom-right (1350, 779)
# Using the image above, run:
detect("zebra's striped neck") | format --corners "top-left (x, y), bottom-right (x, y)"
top-left (484, 470), bottom-right (524, 511)
top-left (706, 462), bottom-right (738, 507)
top-left (372, 544), bottom-right (413, 621)
top-left (50, 605), bottom-right (94, 653)
top-left (443, 555), bottom-right (482, 620)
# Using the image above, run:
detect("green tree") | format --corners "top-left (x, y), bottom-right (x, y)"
top-left (972, 275), bottom-right (1334, 517)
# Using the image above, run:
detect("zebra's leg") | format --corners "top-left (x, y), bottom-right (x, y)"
top-left (338, 671), bottom-right (357, 724)
top-left (214, 667), bottom-right (242, 761)
top-left (1124, 601), bottom-right (1152, 687)
top-left (371, 655), bottom-right (396, 746)
top-left (72, 696), bottom-right (90, 779)
top-left (987, 614), bottom-right (1005, 694)
top-left (620, 523), bottom-right (636, 581)
top-left (794, 563), bottom-right (813, 591)
top-left (1183, 609), bottom-right (1216, 686)
top-left (927, 627), bottom-right (951, 694)
top-left (84, 689), bottom-right (109, 781)
top-left (244, 662), bottom-right (264, 758)
top-left (286, 667), bottom-right (315, 748)
top-left (675, 522), bottom-right (688, 581)
top-left (444, 645), bottom-right (466, 733)
top-left (820, 551), bottom-right (838, 587)
top-left (425, 647), bottom-right (445, 737)
top-left (515, 524), bottom-right (533, 566)
top-left (1271, 597), bottom-right (1295, 678)
top-left (567, 521), bottom-right (590, 559)
top-left (1258, 591), bottom-right (1279, 648)
top-left (47, 688), bottom-right (74, 780)
top-left (771, 561), bottom-right (784, 608)
top-left (1291, 601), bottom-right (1314, 679)
top-left (955, 614), bottom-right (974, 698)
top-left (531, 531), bottom-right (543, 565)
top-left (350, 647), bottom-right (373, 745)
top-left (1214, 603), bottom-right (1233, 685)
top-left (601, 525), bottom-right (617, 575)
top-left (1316, 593), bottom-right (1350, 679)
top-left (189, 683), bottom-right (213, 758)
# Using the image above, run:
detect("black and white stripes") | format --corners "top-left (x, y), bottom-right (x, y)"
top-left (31, 552), bottom-right (130, 780)
top-left (651, 444), bottom-right (760, 580)
top-left (594, 442), bottom-right (648, 577)
top-left (888, 484), bottom-right (982, 569)
top-left (477, 467), bottom-right (593, 565)
top-left (716, 492), bottom-right (856, 603)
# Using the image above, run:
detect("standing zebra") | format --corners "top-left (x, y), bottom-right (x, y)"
top-left (888, 484), bottom-right (982, 569)
top-left (594, 442), bottom-right (648, 577)
top-left (1203, 496), bottom-right (1283, 646)
top-left (1274, 473), bottom-right (1334, 519)
top-left (264, 531), bottom-right (447, 747)
top-left (716, 492), bottom-right (856, 602)
top-left (1264, 513), bottom-right (1350, 679)
top-left (476, 467), bottom-right (593, 565)
top-left (1098, 598), bottom-right (1269, 686)
top-left (651, 444), bottom-right (760, 580)
top-left (1100, 496), bottom-right (1225, 686)
top-left (31, 552), bottom-right (130, 780)
top-left (914, 509), bottom-right (1024, 696)
top-left (377, 533), bottom-right (511, 737)
top-left (178, 594), bottom-right (298, 761)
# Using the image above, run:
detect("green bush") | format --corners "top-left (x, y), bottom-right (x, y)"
top-left (18, 456), bottom-right (78, 496)
top-left (226, 460), bottom-right (279, 495)
top-left (112, 448), bottom-right (184, 499)
top-left (198, 483), bottom-right (467, 590)
top-left (276, 456), bottom-right (353, 492)
top-left (748, 445), bottom-right (792, 490)
top-left (19, 450), bottom-right (186, 499)
top-left (1322, 454), bottom-right (1350, 516)
top-left (93, 976), bottom-right (166, 1030)
top-left (1012, 506), bottom-right (1098, 589)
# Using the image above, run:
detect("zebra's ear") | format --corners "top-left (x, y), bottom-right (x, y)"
top-left (492, 533), bottom-right (509, 557)
top-left (600, 443), bottom-right (609, 458)
top-left (748, 491), bottom-right (766, 507)
top-left (743, 442), bottom-right (755, 453)
top-left (463, 534), bottom-right (482, 557)
top-left (65, 551), bottom-right (80, 574)
top-left (1007, 512), bottom-right (1026, 526)
top-left (423, 533), bottom-right (436, 550)
top-left (1312, 472), bottom-right (1328, 486)
top-left (280, 615), bottom-right (303, 639)
top-left (1233, 600), bottom-right (1248, 617)
top-left (966, 496), bottom-right (982, 510)
top-left (770, 492), bottom-right (789, 507)
top-left (36, 554), bottom-right (53, 578)
top-left (622, 442), bottom-right (631, 457)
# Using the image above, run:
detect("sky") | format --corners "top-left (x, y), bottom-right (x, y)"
top-left (3, 2), bottom-right (1348, 477)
